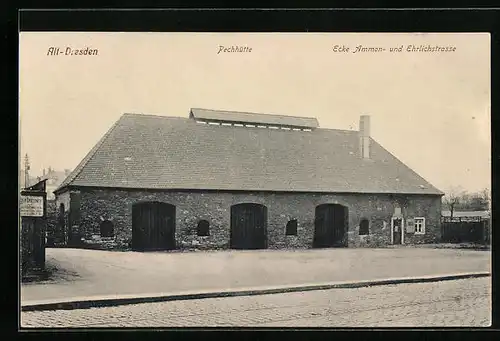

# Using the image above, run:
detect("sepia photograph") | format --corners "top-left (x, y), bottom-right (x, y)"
top-left (19, 32), bottom-right (491, 328)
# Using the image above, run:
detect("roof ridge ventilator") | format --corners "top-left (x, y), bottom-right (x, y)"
top-left (189, 108), bottom-right (320, 130)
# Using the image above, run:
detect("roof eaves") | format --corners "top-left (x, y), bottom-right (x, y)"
top-left (62, 183), bottom-right (444, 196)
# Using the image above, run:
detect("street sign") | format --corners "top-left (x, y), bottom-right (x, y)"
top-left (20, 195), bottom-right (44, 217)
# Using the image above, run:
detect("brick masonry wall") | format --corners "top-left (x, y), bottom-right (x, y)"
top-left (54, 191), bottom-right (70, 245)
top-left (45, 200), bottom-right (57, 245)
top-left (59, 188), bottom-right (442, 250)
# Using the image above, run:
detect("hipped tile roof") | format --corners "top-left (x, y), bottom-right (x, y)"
top-left (56, 110), bottom-right (443, 195)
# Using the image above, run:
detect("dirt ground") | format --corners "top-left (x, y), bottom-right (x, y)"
top-left (21, 247), bottom-right (491, 303)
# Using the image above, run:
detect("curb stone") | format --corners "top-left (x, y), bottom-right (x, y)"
top-left (21, 272), bottom-right (490, 312)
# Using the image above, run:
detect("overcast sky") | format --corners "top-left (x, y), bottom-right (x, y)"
top-left (19, 32), bottom-right (490, 194)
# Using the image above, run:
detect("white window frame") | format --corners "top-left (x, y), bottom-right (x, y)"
top-left (414, 217), bottom-right (426, 235)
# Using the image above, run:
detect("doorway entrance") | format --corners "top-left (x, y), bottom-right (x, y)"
top-left (313, 204), bottom-right (348, 248)
top-left (391, 217), bottom-right (404, 245)
top-left (230, 203), bottom-right (268, 249)
top-left (132, 202), bottom-right (176, 251)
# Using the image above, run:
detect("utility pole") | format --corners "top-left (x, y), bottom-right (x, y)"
top-left (24, 153), bottom-right (30, 189)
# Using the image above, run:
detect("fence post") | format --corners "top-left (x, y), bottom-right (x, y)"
top-left (482, 219), bottom-right (487, 245)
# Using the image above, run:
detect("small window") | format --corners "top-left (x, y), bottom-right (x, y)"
top-left (197, 220), bottom-right (210, 236)
top-left (414, 217), bottom-right (426, 234)
top-left (359, 218), bottom-right (369, 235)
top-left (286, 220), bottom-right (298, 236)
top-left (100, 220), bottom-right (114, 238)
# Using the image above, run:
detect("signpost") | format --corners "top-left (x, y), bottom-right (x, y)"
top-left (20, 179), bottom-right (47, 277)
top-left (20, 195), bottom-right (44, 217)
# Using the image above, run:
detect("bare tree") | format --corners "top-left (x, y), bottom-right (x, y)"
top-left (443, 186), bottom-right (465, 219)
top-left (480, 188), bottom-right (491, 211)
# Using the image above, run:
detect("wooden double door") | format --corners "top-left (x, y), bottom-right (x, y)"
top-left (230, 203), bottom-right (268, 250)
top-left (132, 202), bottom-right (176, 251)
top-left (313, 204), bottom-right (348, 248)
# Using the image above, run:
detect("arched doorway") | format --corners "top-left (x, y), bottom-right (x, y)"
top-left (230, 203), bottom-right (268, 249)
top-left (313, 204), bottom-right (348, 248)
top-left (132, 202), bottom-right (176, 251)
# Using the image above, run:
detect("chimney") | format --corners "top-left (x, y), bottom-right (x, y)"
top-left (359, 115), bottom-right (371, 159)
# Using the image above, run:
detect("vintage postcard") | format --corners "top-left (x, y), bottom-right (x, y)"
top-left (19, 32), bottom-right (491, 328)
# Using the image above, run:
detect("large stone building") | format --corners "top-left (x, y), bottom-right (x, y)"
top-left (54, 108), bottom-right (444, 250)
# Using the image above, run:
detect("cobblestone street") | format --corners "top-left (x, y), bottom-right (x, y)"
top-left (21, 277), bottom-right (491, 328)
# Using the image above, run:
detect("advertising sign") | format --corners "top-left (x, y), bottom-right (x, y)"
top-left (20, 195), bottom-right (44, 217)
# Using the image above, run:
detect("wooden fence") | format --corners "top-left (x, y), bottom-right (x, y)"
top-left (441, 216), bottom-right (490, 244)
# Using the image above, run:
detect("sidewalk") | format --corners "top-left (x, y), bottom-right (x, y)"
top-left (22, 272), bottom-right (490, 312)
top-left (21, 247), bottom-right (491, 307)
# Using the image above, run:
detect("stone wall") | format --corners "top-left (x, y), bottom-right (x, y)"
top-left (57, 187), bottom-right (442, 250)
top-left (55, 190), bottom-right (71, 212)
top-left (45, 200), bottom-right (58, 246)
top-left (54, 191), bottom-right (70, 245)
top-left (400, 195), bottom-right (442, 244)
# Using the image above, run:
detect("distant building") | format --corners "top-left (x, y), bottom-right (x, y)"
top-left (40, 167), bottom-right (72, 200)
top-left (55, 108), bottom-right (444, 251)
top-left (441, 210), bottom-right (490, 219)
top-left (19, 169), bottom-right (38, 190)
top-left (20, 167), bottom-right (71, 200)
